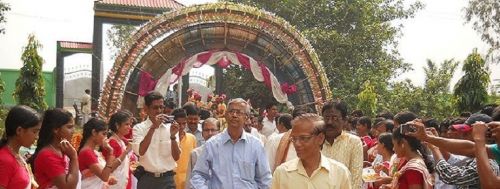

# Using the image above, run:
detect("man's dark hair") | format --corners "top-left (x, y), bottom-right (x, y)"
top-left (172, 108), bottom-right (187, 120)
top-left (350, 109), bottom-right (364, 117)
top-left (85, 89), bottom-right (90, 94)
top-left (144, 91), bottom-right (164, 107)
top-left (394, 111), bottom-right (418, 126)
top-left (321, 100), bottom-right (348, 119)
top-left (164, 101), bottom-right (176, 109)
top-left (183, 104), bottom-right (199, 116)
top-left (481, 104), bottom-right (499, 117)
top-left (292, 108), bottom-right (306, 118)
top-left (357, 116), bottom-right (372, 130)
top-left (376, 111), bottom-right (394, 120)
top-left (199, 109), bottom-right (211, 120)
top-left (381, 120), bottom-right (395, 132)
top-left (265, 102), bottom-right (278, 110)
top-left (492, 106), bottom-right (500, 121)
top-left (460, 111), bottom-right (472, 118)
top-left (423, 118), bottom-right (439, 131)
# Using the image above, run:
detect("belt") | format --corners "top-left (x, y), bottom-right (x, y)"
top-left (144, 170), bottom-right (175, 178)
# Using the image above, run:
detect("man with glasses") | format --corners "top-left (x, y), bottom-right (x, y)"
top-left (185, 118), bottom-right (220, 189)
top-left (190, 98), bottom-right (272, 189)
top-left (321, 100), bottom-right (363, 189)
top-left (271, 113), bottom-right (351, 189)
top-left (132, 91), bottom-right (181, 189)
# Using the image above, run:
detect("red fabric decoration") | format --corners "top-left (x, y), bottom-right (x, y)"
top-left (236, 52), bottom-right (251, 70)
top-left (197, 51), bottom-right (213, 64)
top-left (138, 71), bottom-right (158, 96)
top-left (259, 63), bottom-right (272, 88)
top-left (280, 83), bottom-right (297, 95)
top-left (217, 56), bottom-right (231, 69)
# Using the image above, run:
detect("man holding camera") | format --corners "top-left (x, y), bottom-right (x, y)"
top-left (408, 113), bottom-right (500, 189)
top-left (132, 91), bottom-right (181, 189)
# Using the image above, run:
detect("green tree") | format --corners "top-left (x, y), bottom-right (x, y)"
top-left (454, 49), bottom-right (490, 113)
top-left (357, 80), bottom-right (377, 117)
top-left (465, 0), bottom-right (500, 61)
top-left (222, 65), bottom-right (275, 110)
top-left (13, 34), bottom-right (47, 111)
top-left (381, 79), bottom-right (423, 115)
top-left (0, 0), bottom-right (10, 34)
top-left (106, 24), bottom-right (136, 59)
top-left (225, 0), bottom-right (422, 106)
top-left (420, 59), bottom-right (459, 119)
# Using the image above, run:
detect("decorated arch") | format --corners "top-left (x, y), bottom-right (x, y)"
top-left (99, 2), bottom-right (332, 118)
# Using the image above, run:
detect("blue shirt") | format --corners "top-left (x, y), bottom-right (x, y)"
top-left (190, 129), bottom-right (272, 189)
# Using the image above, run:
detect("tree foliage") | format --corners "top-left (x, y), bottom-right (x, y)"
top-left (357, 80), bottom-right (377, 117)
top-left (222, 65), bottom-right (275, 109)
top-left (106, 24), bottom-right (136, 59)
top-left (465, 0), bottom-right (500, 62)
top-left (454, 49), bottom-right (490, 113)
top-left (0, 0), bottom-right (10, 34)
top-left (224, 0), bottom-right (423, 107)
top-left (13, 34), bottom-right (47, 111)
top-left (420, 59), bottom-right (459, 119)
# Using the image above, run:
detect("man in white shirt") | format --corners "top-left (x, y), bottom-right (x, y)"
top-left (261, 102), bottom-right (279, 137)
top-left (80, 89), bottom-right (91, 124)
top-left (132, 91), bottom-right (181, 189)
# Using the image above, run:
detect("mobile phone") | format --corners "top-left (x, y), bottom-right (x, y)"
top-left (400, 123), bottom-right (416, 134)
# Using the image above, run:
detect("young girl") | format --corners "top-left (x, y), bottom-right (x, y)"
top-left (78, 118), bottom-right (121, 188)
top-left (33, 108), bottom-right (80, 189)
top-left (381, 124), bottom-right (434, 189)
top-left (0, 106), bottom-right (41, 189)
top-left (373, 133), bottom-right (395, 176)
top-left (105, 110), bottom-right (133, 189)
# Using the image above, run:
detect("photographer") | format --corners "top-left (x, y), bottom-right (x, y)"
top-left (407, 113), bottom-right (500, 189)
top-left (471, 107), bottom-right (500, 189)
top-left (132, 91), bottom-right (181, 189)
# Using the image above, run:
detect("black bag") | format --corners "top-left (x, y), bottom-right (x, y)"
top-left (133, 165), bottom-right (146, 179)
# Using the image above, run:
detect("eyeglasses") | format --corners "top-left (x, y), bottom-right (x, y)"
top-left (202, 129), bottom-right (219, 133)
top-left (226, 109), bottom-right (247, 116)
top-left (290, 134), bottom-right (316, 143)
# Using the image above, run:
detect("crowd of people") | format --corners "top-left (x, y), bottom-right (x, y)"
top-left (1, 90), bottom-right (500, 189)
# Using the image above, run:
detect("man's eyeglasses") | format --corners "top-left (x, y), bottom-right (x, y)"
top-left (290, 134), bottom-right (316, 143)
top-left (226, 109), bottom-right (246, 116)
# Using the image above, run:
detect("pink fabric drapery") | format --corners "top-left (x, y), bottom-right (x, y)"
top-left (138, 71), bottom-right (158, 96)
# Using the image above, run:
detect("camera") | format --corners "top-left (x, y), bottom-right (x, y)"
top-left (163, 115), bottom-right (175, 124)
top-left (399, 123), bottom-right (416, 134)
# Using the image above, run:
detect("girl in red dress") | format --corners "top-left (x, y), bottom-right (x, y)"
top-left (0, 106), bottom-right (41, 189)
top-left (104, 110), bottom-right (133, 189)
top-left (32, 108), bottom-right (80, 189)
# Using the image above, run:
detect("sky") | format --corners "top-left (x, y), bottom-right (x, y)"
top-left (0, 0), bottom-right (498, 90)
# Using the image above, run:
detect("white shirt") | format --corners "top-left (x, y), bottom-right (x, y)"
top-left (265, 132), bottom-right (297, 170)
top-left (81, 94), bottom-right (91, 114)
top-left (132, 118), bottom-right (178, 173)
top-left (260, 117), bottom-right (277, 137)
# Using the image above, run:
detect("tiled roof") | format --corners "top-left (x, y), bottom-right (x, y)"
top-left (59, 41), bottom-right (93, 49)
top-left (97, 0), bottom-right (184, 9)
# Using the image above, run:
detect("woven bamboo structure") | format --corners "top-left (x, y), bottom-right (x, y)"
top-left (98, 2), bottom-right (332, 118)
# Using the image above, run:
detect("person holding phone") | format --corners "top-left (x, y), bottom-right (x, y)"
top-left (132, 91), bottom-right (181, 189)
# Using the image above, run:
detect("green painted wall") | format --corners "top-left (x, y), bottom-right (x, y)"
top-left (0, 69), bottom-right (56, 107)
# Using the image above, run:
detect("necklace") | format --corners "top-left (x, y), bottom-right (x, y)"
top-left (6, 144), bottom-right (27, 166)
